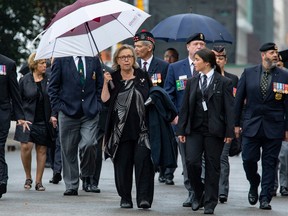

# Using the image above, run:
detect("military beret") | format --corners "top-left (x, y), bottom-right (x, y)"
top-left (279, 49), bottom-right (288, 62)
top-left (133, 30), bottom-right (155, 44)
top-left (186, 33), bottom-right (205, 44)
top-left (259, 42), bottom-right (278, 52)
top-left (212, 45), bottom-right (225, 53)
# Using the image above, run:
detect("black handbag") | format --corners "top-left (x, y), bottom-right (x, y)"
top-left (229, 136), bottom-right (242, 157)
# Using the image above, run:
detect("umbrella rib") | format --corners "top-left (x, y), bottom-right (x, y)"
top-left (110, 14), bottom-right (135, 37)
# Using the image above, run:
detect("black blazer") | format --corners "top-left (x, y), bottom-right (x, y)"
top-left (0, 54), bottom-right (24, 121)
top-left (177, 72), bottom-right (234, 138)
top-left (14, 72), bottom-right (54, 143)
top-left (48, 56), bottom-right (103, 118)
top-left (234, 64), bottom-right (288, 139)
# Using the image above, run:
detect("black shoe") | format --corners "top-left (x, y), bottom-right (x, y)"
top-left (191, 199), bottom-right (200, 211)
top-left (49, 173), bottom-right (62, 184)
top-left (139, 200), bottom-right (151, 209)
top-left (219, 194), bottom-right (227, 203)
top-left (165, 179), bottom-right (174, 185)
top-left (63, 189), bottom-right (78, 196)
top-left (90, 184), bottom-right (101, 193)
top-left (182, 193), bottom-right (193, 207)
top-left (248, 187), bottom-right (259, 205)
top-left (191, 191), bottom-right (204, 211)
top-left (259, 200), bottom-right (272, 210)
top-left (82, 177), bottom-right (91, 192)
top-left (204, 208), bottom-right (214, 214)
top-left (280, 186), bottom-right (288, 196)
top-left (120, 199), bottom-right (133, 208)
top-left (158, 175), bottom-right (166, 183)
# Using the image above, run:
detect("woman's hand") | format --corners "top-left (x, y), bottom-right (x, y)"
top-left (224, 137), bottom-right (233, 144)
top-left (103, 71), bottom-right (112, 84)
top-left (50, 116), bottom-right (58, 128)
top-left (178, 135), bottom-right (186, 143)
top-left (17, 119), bottom-right (32, 132)
top-left (171, 116), bottom-right (178, 125)
top-left (234, 126), bottom-right (242, 138)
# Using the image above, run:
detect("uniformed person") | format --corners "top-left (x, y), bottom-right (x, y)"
top-left (0, 54), bottom-right (27, 198)
top-left (234, 43), bottom-right (288, 210)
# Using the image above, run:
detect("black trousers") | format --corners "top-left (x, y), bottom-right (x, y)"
top-left (242, 125), bottom-right (282, 203)
top-left (0, 109), bottom-right (11, 184)
top-left (185, 132), bottom-right (224, 210)
top-left (113, 140), bottom-right (154, 207)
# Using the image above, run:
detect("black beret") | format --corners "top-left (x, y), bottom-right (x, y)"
top-left (186, 33), bottom-right (205, 44)
top-left (259, 42), bottom-right (278, 52)
top-left (212, 45), bottom-right (225, 53)
top-left (133, 30), bottom-right (155, 44)
top-left (279, 49), bottom-right (288, 62)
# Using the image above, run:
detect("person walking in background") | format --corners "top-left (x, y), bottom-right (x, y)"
top-left (48, 55), bottom-right (103, 196)
top-left (164, 48), bottom-right (179, 64)
top-left (14, 53), bottom-right (56, 192)
top-left (102, 44), bottom-right (154, 209)
top-left (212, 45), bottom-right (239, 204)
top-left (134, 30), bottom-right (169, 88)
top-left (0, 54), bottom-right (27, 198)
top-left (164, 33), bottom-right (206, 207)
top-left (45, 58), bottom-right (62, 185)
top-left (155, 47), bottom-right (180, 186)
top-left (234, 43), bottom-right (288, 210)
top-left (274, 53), bottom-right (288, 196)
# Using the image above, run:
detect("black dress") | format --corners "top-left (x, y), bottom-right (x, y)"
top-left (14, 72), bottom-right (55, 146)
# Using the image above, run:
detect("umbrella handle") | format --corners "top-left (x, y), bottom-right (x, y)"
top-left (108, 80), bottom-right (115, 90)
top-left (102, 68), bottom-right (115, 90)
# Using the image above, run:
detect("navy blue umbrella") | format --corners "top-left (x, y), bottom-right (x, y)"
top-left (151, 13), bottom-right (233, 44)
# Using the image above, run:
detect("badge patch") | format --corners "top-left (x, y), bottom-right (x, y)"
top-left (0, 65), bottom-right (7, 75)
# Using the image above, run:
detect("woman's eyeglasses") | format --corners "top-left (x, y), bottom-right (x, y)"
top-left (118, 55), bottom-right (134, 61)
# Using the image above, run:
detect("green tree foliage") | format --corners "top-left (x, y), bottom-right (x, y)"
top-left (0, 0), bottom-right (74, 64)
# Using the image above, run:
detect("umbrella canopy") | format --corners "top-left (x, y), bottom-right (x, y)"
top-left (150, 13), bottom-right (233, 44)
top-left (35, 0), bottom-right (150, 60)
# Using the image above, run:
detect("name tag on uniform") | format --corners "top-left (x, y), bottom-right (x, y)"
top-left (202, 100), bottom-right (208, 111)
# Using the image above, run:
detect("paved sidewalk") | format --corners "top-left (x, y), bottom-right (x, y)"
top-left (1, 132), bottom-right (288, 215)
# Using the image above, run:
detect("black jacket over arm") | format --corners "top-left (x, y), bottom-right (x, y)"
top-left (146, 86), bottom-right (178, 169)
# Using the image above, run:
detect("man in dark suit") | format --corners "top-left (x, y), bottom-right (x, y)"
top-left (164, 33), bottom-right (206, 207)
top-left (212, 45), bottom-right (239, 204)
top-left (234, 42), bottom-right (288, 210)
top-left (134, 30), bottom-right (169, 88)
top-left (0, 54), bottom-right (26, 198)
top-left (134, 30), bottom-right (170, 184)
top-left (48, 56), bottom-right (103, 196)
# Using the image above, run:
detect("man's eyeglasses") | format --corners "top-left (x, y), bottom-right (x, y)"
top-left (118, 55), bottom-right (134, 61)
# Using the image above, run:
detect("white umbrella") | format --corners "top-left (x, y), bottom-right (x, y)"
top-left (35, 0), bottom-right (150, 60)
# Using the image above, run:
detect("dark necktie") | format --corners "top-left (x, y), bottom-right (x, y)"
top-left (191, 63), bottom-right (197, 77)
top-left (78, 56), bottom-right (85, 85)
top-left (260, 71), bottom-right (269, 98)
top-left (143, 61), bottom-right (148, 72)
top-left (202, 74), bottom-right (207, 93)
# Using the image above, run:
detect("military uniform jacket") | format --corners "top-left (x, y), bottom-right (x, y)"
top-left (0, 54), bottom-right (24, 121)
top-left (234, 65), bottom-right (288, 139)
